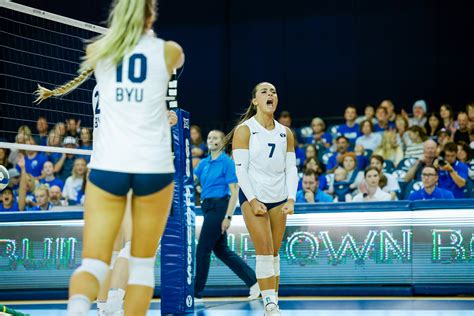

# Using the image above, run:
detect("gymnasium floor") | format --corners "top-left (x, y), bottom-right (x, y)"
top-left (4, 297), bottom-right (474, 315)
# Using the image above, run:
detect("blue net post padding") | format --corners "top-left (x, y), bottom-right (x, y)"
top-left (160, 109), bottom-right (195, 314)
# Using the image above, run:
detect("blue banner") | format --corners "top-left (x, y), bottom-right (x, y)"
top-left (160, 109), bottom-right (196, 314)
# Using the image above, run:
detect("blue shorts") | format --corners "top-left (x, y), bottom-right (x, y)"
top-left (89, 169), bottom-right (174, 196)
top-left (238, 189), bottom-right (287, 210)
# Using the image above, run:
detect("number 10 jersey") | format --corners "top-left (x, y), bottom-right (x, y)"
top-left (90, 34), bottom-right (174, 174)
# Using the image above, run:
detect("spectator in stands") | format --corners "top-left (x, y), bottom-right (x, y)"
top-left (307, 117), bottom-right (332, 148)
top-left (296, 170), bottom-right (333, 203)
top-left (0, 148), bottom-right (12, 169)
top-left (62, 157), bottom-right (87, 205)
top-left (34, 116), bottom-right (49, 146)
top-left (78, 127), bottom-right (93, 163)
top-left (49, 185), bottom-right (67, 206)
top-left (24, 172), bottom-right (37, 209)
top-left (39, 161), bottom-right (64, 190)
top-left (302, 157), bottom-right (328, 190)
top-left (395, 114), bottom-right (412, 149)
top-left (1, 187), bottom-right (20, 212)
top-left (380, 100), bottom-right (397, 123)
top-left (1, 155), bottom-right (27, 212)
top-left (425, 112), bottom-right (442, 142)
top-left (278, 110), bottom-right (292, 128)
top-left (305, 144), bottom-right (318, 161)
top-left (374, 131), bottom-right (404, 167)
top-left (352, 167), bottom-right (391, 202)
top-left (341, 152), bottom-right (359, 182)
top-left (47, 130), bottom-right (63, 164)
top-left (405, 100), bottom-right (428, 127)
top-left (54, 122), bottom-right (67, 141)
top-left (457, 142), bottom-right (474, 181)
top-left (404, 126), bottom-right (427, 159)
top-left (326, 136), bottom-right (350, 172)
top-left (55, 136), bottom-right (77, 181)
top-left (453, 112), bottom-right (470, 144)
top-left (471, 131), bottom-right (474, 149)
top-left (374, 106), bottom-right (395, 133)
top-left (437, 142), bottom-right (468, 198)
top-left (191, 125), bottom-right (207, 168)
top-left (327, 167), bottom-right (352, 201)
top-left (354, 155), bottom-right (400, 200)
top-left (356, 120), bottom-right (382, 151)
top-left (7, 168), bottom-right (20, 194)
top-left (17, 125), bottom-right (33, 137)
top-left (457, 142), bottom-right (473, 164)
top-left (337, 105), bottom-right (360, 146)
top-left (356, 104), bottom-right (376, 125)
top-left (29, 185), bottom-right (53, 211)
top-left (440, 104), bottom-right (457, 132)
top-left (8, 126), bottom-right (34, 165)
top-left (79, 127), bottom-right (93, 150)
top-left (291, 129), bottom-right (306, 170)
top-left (408, 165), bottom-right (454, 200)
top-left (354, 144), bottom-right (368, 170)
top-left (66, 118), bottom-right (80, 140)
top-left (405, 139), bottom-right (438, 182)
top-left (466, 103), bottom-right (474, 125)
top-left (437, 129), bottom-right (451, 154)
top-left (15, 134), bottom-right (48, 179)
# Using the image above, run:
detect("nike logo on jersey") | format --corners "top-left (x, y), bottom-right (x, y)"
top-left (280, 133), bottom-right (286, 138)
top-left (252, 131), bottom-right (258, 134)
top-left (235, 163), bottom-right (242, 166)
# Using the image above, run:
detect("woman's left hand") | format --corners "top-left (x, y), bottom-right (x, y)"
top-left (221, 218), bottom-right (231, 234)
top-left (168, 110), bottom-right (178, 127)
top-left (281, 199), bottom-right (295, 215)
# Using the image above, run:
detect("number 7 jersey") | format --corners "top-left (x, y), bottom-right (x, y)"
top-left (89, 34), bottom-right (174, 174)
top-left (242, 116), bottom-right (288, 203)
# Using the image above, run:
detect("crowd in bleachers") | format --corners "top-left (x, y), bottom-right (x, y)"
top-left (192, 100), bottom-right (474, 204)
top-left (1, 99), bottom-right (474, 211)
top-left (0, 117), bottom-right (90, 211)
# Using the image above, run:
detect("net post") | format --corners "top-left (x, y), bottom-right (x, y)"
top-left (160, 108), bottom-right (196, 314)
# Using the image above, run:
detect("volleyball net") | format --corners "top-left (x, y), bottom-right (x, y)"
top-left (0, 1), bottom-right (194, 314)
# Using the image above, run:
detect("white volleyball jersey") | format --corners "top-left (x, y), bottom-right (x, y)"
top-left (89, 35), bottom-right (174, 174)
top-left (242, 117), bottom-right (288, 203)
top-left (91, 84), bottom-right (101, 132)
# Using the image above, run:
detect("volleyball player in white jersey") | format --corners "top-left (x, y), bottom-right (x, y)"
top-left (223, 82), bottom-right (298, 315)
top-left (34, 0), bottom-right (184, 315)
top-left (91, 85), bottom-right (132, 316)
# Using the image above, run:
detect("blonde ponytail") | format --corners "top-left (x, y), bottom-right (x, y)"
top-left (33, 0), bottom-right (156, 103)
top-left (80, 0), bottom-right (155, 72)
top-left (34, 68), bottom-right (93, 104)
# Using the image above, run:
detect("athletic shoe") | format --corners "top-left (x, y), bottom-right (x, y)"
top-left (248, 283), bottom-right (260, 300)
top-left (264, 302), bottom-right (280, 316)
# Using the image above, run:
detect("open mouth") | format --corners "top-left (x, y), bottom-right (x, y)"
top-left (266, 99), bottom-right (274, 107)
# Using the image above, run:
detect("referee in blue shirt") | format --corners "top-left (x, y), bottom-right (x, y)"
top-left (194, 130), bottom-right (259, 300)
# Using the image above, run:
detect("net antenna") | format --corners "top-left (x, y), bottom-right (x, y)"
top-left (167, 70), bottom-right (179, 109)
